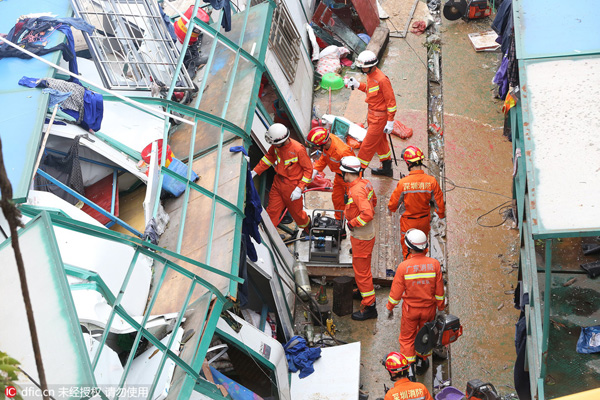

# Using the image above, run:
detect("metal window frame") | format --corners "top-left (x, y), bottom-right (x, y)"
top-left (268, 0), bottom-right (301, 83)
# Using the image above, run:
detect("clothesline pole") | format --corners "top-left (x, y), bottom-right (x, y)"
top-left (0, 35), bottom-right (195, 126)
top-left (32, 104), bottom-right (59, 181)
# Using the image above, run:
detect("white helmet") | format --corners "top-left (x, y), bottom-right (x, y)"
top-left (355, 50), bottom-right (378, 68)
top-left (265, 123), bottom-right (290, 145)
top-left (405, 229), bottom-right (428, 251)
top-left (340, 156), bottom-right (362, 174)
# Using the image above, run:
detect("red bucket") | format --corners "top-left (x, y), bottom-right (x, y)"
top-left (141, 139), bottom-right (174, 168)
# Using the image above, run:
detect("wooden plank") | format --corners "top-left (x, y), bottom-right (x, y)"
top-left (343, 85), bottom-right (368, 125)
top-left (366, 25), bottom-right (390, 62)
top-left (202, 360), bottom-right (229, 397)
top-left (351, 0), bottom-right (380, 36)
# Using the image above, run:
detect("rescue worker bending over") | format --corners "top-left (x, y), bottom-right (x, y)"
top-left (387, 146), bottom-right (445, 260)
top-left (385, 229), bottom-right (445, 375)
top-left (383, 352), bottom-right (433, 400)
top-left (344, 50), bottom-right (397, 177)
top-left (252, 123), bottom-right (313, 234)
top-left (307, 126), bottom-right (355, 220)
top-left (341, 156), bottom-right (378, 321)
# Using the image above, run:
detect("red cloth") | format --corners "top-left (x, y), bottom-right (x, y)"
top-left (391, 120), bottom-right (414, 139)
top-left (410, 21), bottom-right (427, 35)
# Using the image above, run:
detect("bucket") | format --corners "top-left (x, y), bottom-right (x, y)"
top-left (320, 72), bottom-right (344, 90)
top-left (174, 5), bottom-right (210, 44)
top-left (435, 386), bottom-right (464, 400)
top-left (141, 139), bottom-right (174, 168)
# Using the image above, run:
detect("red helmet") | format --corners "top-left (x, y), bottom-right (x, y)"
top-left (385, 352), bottom-right (410, 373)
top-left (401, 146), bottom-right (424, 164)
top-left (307, 127), bottom-right (330, 146)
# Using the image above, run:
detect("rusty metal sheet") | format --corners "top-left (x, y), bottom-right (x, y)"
top-left (351, 0), bottom-right (379, 36)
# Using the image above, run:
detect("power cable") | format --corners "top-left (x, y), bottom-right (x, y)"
top-left (476, 200), bottom-right (513, 228)
top-left (445, 177), bottom-right (512, 199)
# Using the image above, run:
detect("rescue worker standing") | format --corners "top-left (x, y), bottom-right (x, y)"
top-left (385, 229), bottom-right (445, 374)
top-left (340, 156), bottom-right (378, 320)
top-left (344, 50), bottom-right (397, 177)
top-left (307, 126), bottom-right (355, 220)
top-left (252, 123), bottom-right (312, 234)
top-left (387, 146), bottom-right (445, 260)
top-left (383, 352), bottom-right (434, 400)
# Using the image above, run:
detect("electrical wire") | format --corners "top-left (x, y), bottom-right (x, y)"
top-left (476, 200), bottom-right (513, 228)
top-left (445, 177), bottom-right (512, 199)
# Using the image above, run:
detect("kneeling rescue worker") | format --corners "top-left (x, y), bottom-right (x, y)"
top-left (385, 229), bottom-right (445, 375)
top-left (251, 123), bottom-right (312, 234)
top-left (383, 352), bottom-right (433, 400)
top-left (344, 50), bottom-right (397, 177)
top-left (341, 156), bottom-right (378, 321)
top-left (307, 126), bottom-right (355, 220)
top-left (388, 146), bottom-right (445, 260)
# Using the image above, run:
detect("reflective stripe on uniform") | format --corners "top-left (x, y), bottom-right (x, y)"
top-left (388, 297), bottom-right (400, 305)
top-left (387, 105), bottom-right (397, 112)
top-left (405, 272), bottom-right (436, 280)
top-left (378, 151), bottom-right (392, 160)
top-left (435, 295), bottom-right (445, 301)
top-left (368, 85), bottom-right (379, 93)
top-left (361, 289), bottom-right (375, 297)
top-left (346, 198), bottom-right (354, 204)
top-left (261, 156), bottom-right (273, 167)
top-left (367, 190), bottom-right (374, 200)
top-left (301, 176), bottom-right (311, 184)
top-left (356, 216), bottom-right (366, 226)
top-left (284, 157), bottom-right (298, 165)
top-left (298, 220), bottom-right (310, 228)
top-left (406, 355), bottom-right (416, 362)
top-left (357, 156), bottom-right (369, 166)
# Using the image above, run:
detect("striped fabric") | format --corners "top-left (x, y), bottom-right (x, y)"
top-left (405, 272), bottom-right (436, 280)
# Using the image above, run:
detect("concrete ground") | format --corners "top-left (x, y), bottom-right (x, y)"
top-left (307, 5), bottom-right (519, 399)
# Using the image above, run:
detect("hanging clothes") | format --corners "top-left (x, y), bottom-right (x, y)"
top-left (203, 0), bottom-right (232, 32)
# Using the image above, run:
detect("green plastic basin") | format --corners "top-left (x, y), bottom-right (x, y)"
top-left (320, 72), bottom-right (344, 90)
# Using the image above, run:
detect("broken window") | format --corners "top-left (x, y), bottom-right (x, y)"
top-left (70, 0), bottom-right (195, 91)
top-left (267, 0), bottom-right (301, 83)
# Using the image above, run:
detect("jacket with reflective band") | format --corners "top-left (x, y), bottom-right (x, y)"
top-left (386, 253), bottom-right (444, 310)
top-left (313, 134), bottom-right (355, 175)
top-left (387, 170), bottom-right (445, 219)
top-left (384, 378), bottom-right (433, 400)
top-left (358, 66), bottom-right (397, 122)
top-left (345, 178), bottom-right (377, 239)
top-left (253, 139), bottom-right (313, 189)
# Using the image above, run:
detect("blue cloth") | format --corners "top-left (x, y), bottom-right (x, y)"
top-left (81, 89), bottom-right (104, 131)
top-left (162, 158), bottom-right (199, 197)
top-left (229, 146), bottom-right (263, 262)
top-left (42, 88), bottom-right (72, 108)
top-left (18, 76), bottom-right (39, 88)
top-left (159, 6), bottom-right (177, 42)
top-left (493, 55), bottom-right (509, 100)
top-left (55, 25), bottom-right (80, 81)
top-left (35, 16), bottom-right (95, 34)
top-left (203, 0), bottom-right (232, 32)
top-left (576, 325), bottom-right (600, 354)
top-left (284, 336), bottom-right (321, 378)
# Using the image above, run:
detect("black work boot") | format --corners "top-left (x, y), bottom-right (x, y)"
top-left (414, 356), bottom-right (430, 375)
top-left (351, 302), bottom-right (378, 321)
top-left (370, 159), bottom-right (393, 177)
top-left (352, 288), bottom-right (362, 300)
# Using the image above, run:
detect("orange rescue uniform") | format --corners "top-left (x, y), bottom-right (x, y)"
top-left (313, 134), bottom-right (355, 219)
top-left (356, 67), bottom-right (397, 168)
top-left (384, 377), bottom-right (434, 400)
top-left (386, 253), bottom-right (445, 363)
top-left (387, 170), bottom-right (445, 259)
top-left (345, 177), bottom-right (377, 306)
top-left (253, 139), bottom-right (312, 231)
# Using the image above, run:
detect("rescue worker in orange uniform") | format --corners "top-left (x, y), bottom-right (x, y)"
top-left (383, 352), bottom-right (434, 400)
top-left (344, 50), bottom-right (397, 177)
top-left (385, 229), bottom-right (445, 375)
top-left (387, 146), bottom-right (445, 260)
top-left (252, 123), bottom-right (312, 233)
top-left (340, 156), bottom-right (378, 321)
top-left (306, 126), bottom-right (355, 220)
